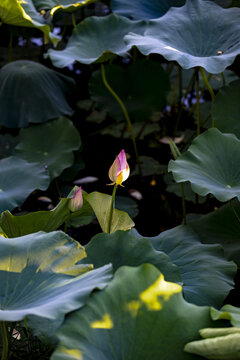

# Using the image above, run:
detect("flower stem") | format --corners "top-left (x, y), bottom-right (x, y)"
top-left (107, 185), bottom-right (117, 233)
top-left (101, 64), bottom-right (142, 176)
top-left (0, 322), bottom-right (8, 360)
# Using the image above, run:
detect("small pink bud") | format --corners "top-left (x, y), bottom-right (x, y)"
top-left (108, 149), bottom-right (130, 186)
top-left (68, 186), bottom-right (83, 212)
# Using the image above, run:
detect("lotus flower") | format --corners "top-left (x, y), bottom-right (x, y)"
top-left (108, 150), bottom-right (130, 186)
top-left (69, 186), bottom-right (83, 212)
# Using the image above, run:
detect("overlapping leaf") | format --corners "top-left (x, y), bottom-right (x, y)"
top-left (169, 129), bottom-right (240, 202)
top-left (51, 264), bottom-right (216, 360)
top-left (141, 225), bottom-right (237, 307)
top-left (0, 61), bottom-right (75, 128)
top-left (33, 0), bottom-right (96, 16)
top-left (15, 117), bottom-right (81, 179)
top-left (47, 14), bottom-right (146, 67)
top-left (111, 0), bottom-right (185, 20)
top-left (81, 230), bottom-right (182, 282)
top-left (0, 231), bottom-right (112, 337)
top-left (124, 0), bottom-right (240, 73)
top-left (0, 0), bottom-right (58, 44)
top-left (0, 189), bottom-right (93, 237)
top-left (86, 192), bottom-right (135, 233)
top-left (111, 0), bottom-right (232, 20)
top-left (0, 156), bottom-right (50, 213)
top-left (187, 200), bottom-right (240, 266)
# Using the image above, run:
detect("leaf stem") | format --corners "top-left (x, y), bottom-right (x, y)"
top-left (107, 185), bottom-right (117, 233)
top-left (195, 67), bottom-right (201, 136)
top-left (101, 64), bottom-right (142, 176)
top-left (0, 322), bottom-right (8, 360)
top-left (230, 199), bottom-right (240, 225)
top-left (199, 67), bottom-right (215, 127)
top-left (221, 72), bottom-right (226, 86)
top-left (72, 13), bottom-right (77, 28)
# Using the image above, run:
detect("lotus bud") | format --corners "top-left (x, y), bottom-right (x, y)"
top-left (108, 149), bottom-right (130, 186)
top-left (69, 186), bottom-right (83, 212)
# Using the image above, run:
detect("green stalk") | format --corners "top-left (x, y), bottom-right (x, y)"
top-left (199, 67), bottom-right (215, 127)
top-left (107, 185), bottom-right (117, 233)
top-left (72, 13), bottom-right (77, 28)
top-left (0, 322), bottom-right (8, 360)
top-left (195, 67), bottom-right (201, 136)
top-left (230, 199), bottom-right (240, 225)
top-left (101, 64), bottom-right (142, 176)
top-left (169, 140), bottom-right (186, 225)
top-left (221, 72), bottom-right (226, 86)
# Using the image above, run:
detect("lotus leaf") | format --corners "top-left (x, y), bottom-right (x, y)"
top-left (0, 0), bottom-right (58, 44)
top-left (86, 192), bottom-right (135, 233)
top-left (51, 264), bottom-right (216, 360)
top-left (111, 0), bottom-right (185, 20)
top-left (212, 80), bottom-right (240, 138)
top-left (80, 230), bottom-right (182, 282)
top-left (211, 305), bottom-right (240, 327)
top-left (0, 189), bottom-right (93, 237)
top-left (0, 231), bottom-right (112, 335)
top-left (138, 225), bottom-right (237, 307)
top-left (169, 128), bottom-right (240, 202)
top-left (15, 117), bottom-right (81, 179)
top-left (33, 0), bottom-right (96, 16)
top-left (187, 201), bottom-right (240, 266)
top-left (0, 60), bottom-right (75, 128)
top-left (124, 0), bottom-right (240, 73)
top-left (89, 60), bottom-right (170, 122)
top-left (111, 0), bottom-right (232, 20)
top-left (47, 14), bottom-right (146, 67)
top-left (0, 156), bottom-right (50, 213)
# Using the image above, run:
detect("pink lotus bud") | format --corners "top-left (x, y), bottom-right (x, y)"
top-left (108, 149), bottom-right (130, 186)
top-left (69, 186), bottom-right (83, 212)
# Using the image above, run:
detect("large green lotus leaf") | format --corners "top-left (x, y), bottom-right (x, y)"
top-left (211, 305), bottom-right (240, 327)
top-left (15, 117), bottom-right (81, 179)
top-left (47, 14), bottom-right (146, 67)
top-left (86, 191), bottom-right (135, 233)
top-left (0, 231), bottom-right (112, 338)
top-left (0, 0), bottom-right (58, 44)
top-left (0, 60), bottom-right (75, 128)
top-left (33, 0), bottom-right (96, 16)
top-left (80, 230), bottom-right (182, 283)
top-left (51, 264), bottom-right (216, 360)
top-left (134, 225), bottom-right (237, 307)
top-left (111, 0), bottom-right (232, 20)
top-left (0, 156), bottom-right (50, 213)
top-left (212, 80), bottom-right (240, 138)
top-left (187, 201), bottom-right (240, 266)
top-left (124, 0), bottom-right (240, 74)
top-left (168, 129), bottom-right (240, 202)
top-left (89, 60), bottom-right (170, 122)
top-left (0, 189), bottom-right (93, 237)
